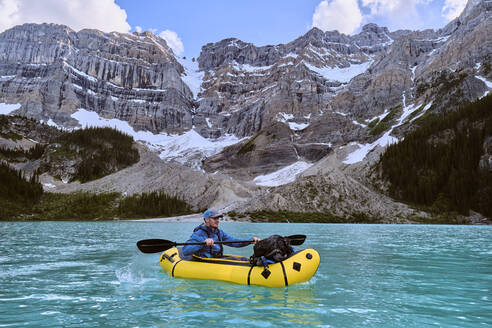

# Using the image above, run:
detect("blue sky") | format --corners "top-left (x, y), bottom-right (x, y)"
top-left (114, 0), bottom-right (461, 57)
top-left (0, 0), bottom-right (469, 58)
top-left (116, 0), bottom-right (324, 57)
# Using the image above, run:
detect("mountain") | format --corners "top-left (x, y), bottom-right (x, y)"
top-left (0, 0), bottom-right (491, 222)
top-left (0, 24), bottom-right (194, 133)
top-left (196, 0), bottom-right (491, 179)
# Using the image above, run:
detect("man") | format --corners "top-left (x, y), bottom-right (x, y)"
top-left (182, 208), bottom-right (260, 258)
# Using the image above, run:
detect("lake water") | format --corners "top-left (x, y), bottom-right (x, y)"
top-left (0, 222), bottom-right (491, 328)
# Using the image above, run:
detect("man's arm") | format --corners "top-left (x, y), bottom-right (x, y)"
top-left (182, 231), bottom-right (209, 256)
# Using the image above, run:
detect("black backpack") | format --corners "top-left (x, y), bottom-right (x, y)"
top-left (250, 234), bottom-right (293, 266)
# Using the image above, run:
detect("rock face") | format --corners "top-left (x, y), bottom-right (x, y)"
top-left (194, 24), bottom-right (392, 139)
top-left (202, 122), bottom-right (332, 179)
top-left (1, 1), bottom-right (490, 143)
top-left (0, 23), bottom-right (195, 133)
top-left (193, 0), bottom-right (491, 141)
top-left (413, 0), bottom-right (492, 112)
top-left (193, 0), bottom-right (491, 179)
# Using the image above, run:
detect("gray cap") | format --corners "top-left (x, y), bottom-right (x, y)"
top-left (203, 208), bottom-right (223, 219)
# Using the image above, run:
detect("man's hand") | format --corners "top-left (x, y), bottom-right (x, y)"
top-left (252, 237), bottom-right (260, 243)
top-left (205, 238), bottom-right (214, 246)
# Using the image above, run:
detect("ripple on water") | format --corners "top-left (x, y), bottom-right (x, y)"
top-left (1, 222), bottom-right (491, 328)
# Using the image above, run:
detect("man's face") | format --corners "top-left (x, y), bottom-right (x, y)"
top-left (205, 217), bottom-right (220, 229)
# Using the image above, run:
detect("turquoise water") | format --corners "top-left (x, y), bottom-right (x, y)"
top-left (0, 222), bottom-right (491, 328)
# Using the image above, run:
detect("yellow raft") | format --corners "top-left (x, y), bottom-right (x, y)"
top-left (159, 247), bottom-right (320, 287)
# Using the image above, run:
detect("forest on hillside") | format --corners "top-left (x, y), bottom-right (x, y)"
top-left (380, 94), bottom-right (492, 217)
top-left (0, 123), bottom-right (191, 220)
top-left (0, 163), bottom-right (42, 218)
top-left (52, 127), bottom-right (140, 182)
top-left (0, 162), bottom-right (192, 220)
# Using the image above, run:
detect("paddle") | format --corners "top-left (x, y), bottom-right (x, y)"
top-left (137, 234), bottom-right (306, 254)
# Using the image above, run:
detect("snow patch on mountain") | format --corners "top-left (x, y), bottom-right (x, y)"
top-left (0, 102), bottom-right (20, 115)
top-left (70, 108), bottom-right (242, 169)
top-left (344, 101), bottom-right (433, 164)
top-left (475, 76), bottom-right (492, 98)
top-left (366, 108), bottom-right (390, 123)
top-left (304, 60), bottom-right (372, 83)
top-left (343, 132), bottom-right (398, 164)
top-left (178, 57), bottom-right (204, 98)
top-left (276, 112), bottom-right (294, 121)
top-left (233, 62), bottom-right (274, 73)
top-left (253, 161), bottom-right (312, 187)
top-left (157, 130), bottom-right (242, 166)
top-left (46, 119), bottom-right (66, 130)
top-left (288, 122), bottom-right (310, 130)
top-left (276, 112), bottom-right (310, 130)
top-left (64, 62), bottom-right (98, 82)
top-left (409, 103), bottom-right (433, 123)
top-left (476, 75), bottom-right (492, 88)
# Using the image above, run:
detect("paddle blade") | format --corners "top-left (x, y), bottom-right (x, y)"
top-left (287, 234), bottom-right (306, 246)
top-left (136, 239), bottom-right (175, 253)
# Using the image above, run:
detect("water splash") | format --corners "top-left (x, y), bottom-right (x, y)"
top-left (115, 256), bottom-right (159, 284)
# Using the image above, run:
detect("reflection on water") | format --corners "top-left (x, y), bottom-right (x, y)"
top-left (157, 278), bottom-right (321, 327)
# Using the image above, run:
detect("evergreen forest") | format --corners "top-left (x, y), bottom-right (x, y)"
top-left (53, 127), bottom-right (140, 182)
top-left (0, 143), bottom-right (46, 161)
top-left (0, 168), bottom-right (193, 219)
top-left (380, 94), bottom-right (492, 217)
top-left (0, 163), bottom-right (42, 218)
top-left (118, 191), bottom-right (192, 218)
top-left (0, 121), bottom-right (194, 220)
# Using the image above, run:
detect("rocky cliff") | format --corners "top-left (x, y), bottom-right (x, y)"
top-left (196, 0), bottom-right (491, 179)
top-left (0, 24), bottom-right (195, 133)
top-left (194, 0), bottom-right (491, 140)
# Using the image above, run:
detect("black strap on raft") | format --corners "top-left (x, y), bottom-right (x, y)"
top-left (247, 266), bottom-right (254, 285)
top-left (171, 260), bottom-right (182, 277)
top-left (280, 262), bottom-right (288, 286)
top-left (162, 252), bottom-right (177, 263)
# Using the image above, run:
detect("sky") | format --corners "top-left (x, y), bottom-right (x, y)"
top-left (0, 0), bottom-right (470, 58)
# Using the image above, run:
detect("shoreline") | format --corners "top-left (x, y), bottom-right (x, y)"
top-left (128, 213), bottom-right (237, 223)
top-left (7, 212), bottom-right (488, 224)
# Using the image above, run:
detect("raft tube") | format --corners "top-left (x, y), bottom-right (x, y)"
top-left (159, 247), bottom-right (320, 287)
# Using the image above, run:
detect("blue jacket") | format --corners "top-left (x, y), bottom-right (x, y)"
top-left (182, 223), bottom-right (250, 258)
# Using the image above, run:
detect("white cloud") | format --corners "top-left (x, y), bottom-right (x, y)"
top-left (442, 0), bottom-right (467, 20)
top-left (159, 29), bottom-right (184, 55)
top-left (0, 0), bottom-right (20, 31)
top-left (0, 0), bottom-right (130, 33)
top-left (360, 0), bottom-right (434, 30)
top-left (312, 0), bottom-right (363, 35)
top-left (362, 0), bottom-right (402, 15)
top-left (362, 0), bottom-right (432, 16)
top-left (135, 26), bottom-right (142, 33)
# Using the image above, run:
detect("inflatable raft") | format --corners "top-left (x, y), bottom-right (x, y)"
top-left (159, 247), bottom-right (320, 287)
